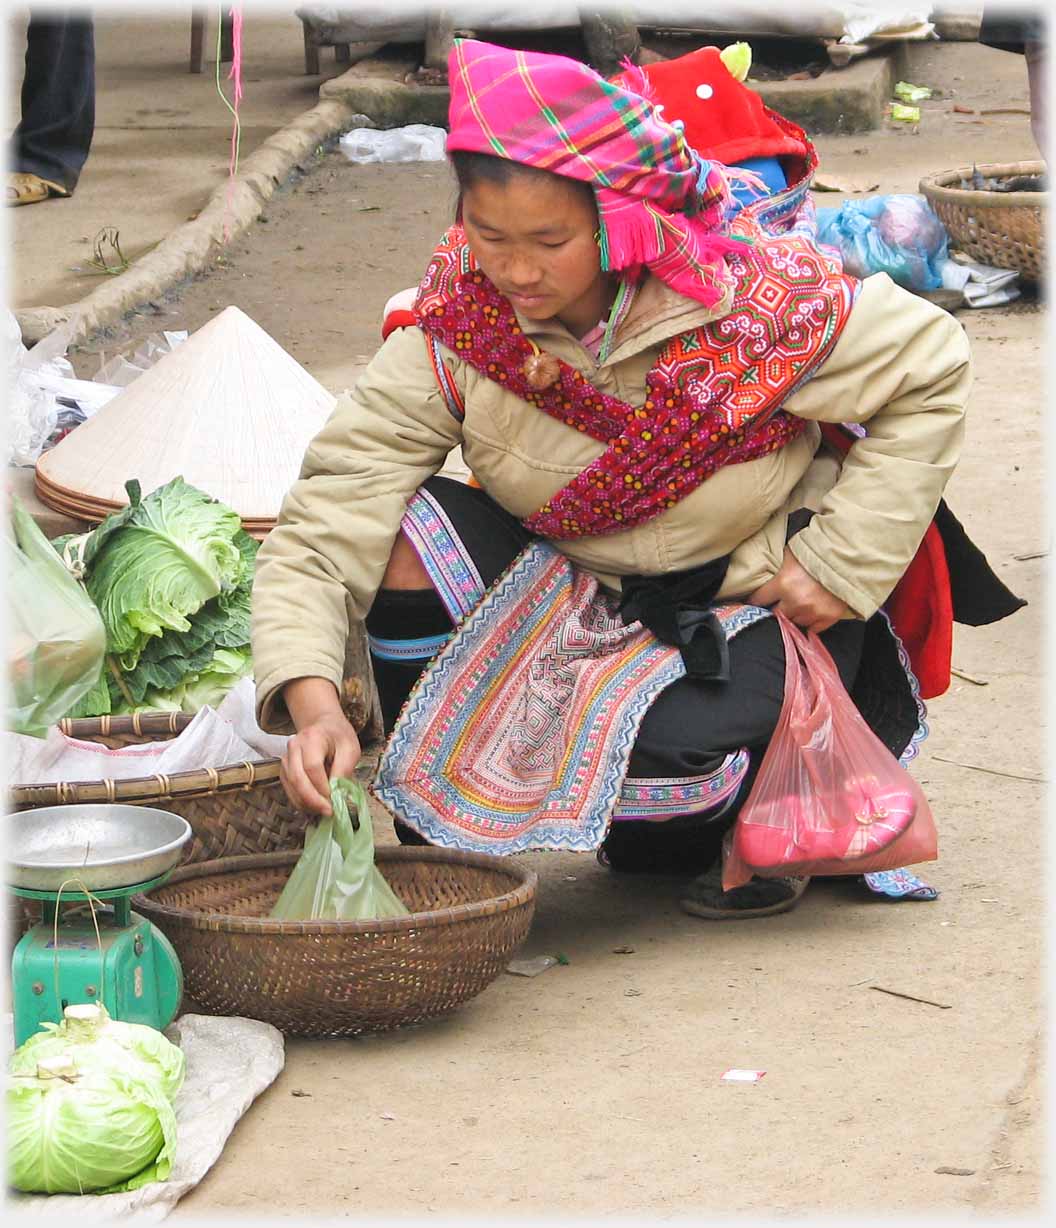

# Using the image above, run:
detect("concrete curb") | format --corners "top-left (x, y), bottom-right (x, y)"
top-left (319, 63), bottom-right (447, 128)
top-left (754, 50), bottom-right (898, 134)
top-left (319, 45), bottom-right (898, 137)
top-left (14, 79), bottom-right (371, 347)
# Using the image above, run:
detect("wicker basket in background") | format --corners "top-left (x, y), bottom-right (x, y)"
top-left (133, 848), bottom-right (539, 1037)
top-left (919, 160), bottom-right (1045, 283)
top-left (8, 712), bottom-right (309, 864)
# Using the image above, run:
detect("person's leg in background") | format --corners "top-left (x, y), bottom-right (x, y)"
top-left (9, 13), bottom-right (95, 205)
top-left (978, 7), bottom-right (1047, 160)
top-left (1025, 37), bottom-right (1046, 156)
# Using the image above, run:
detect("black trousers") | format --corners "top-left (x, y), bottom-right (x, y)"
top-left (367, 478), bottom-right (870, 871)
top-left (11, 15), bottom-right (95, 192)
top-left (978, 8), bottom-right (1046, 53)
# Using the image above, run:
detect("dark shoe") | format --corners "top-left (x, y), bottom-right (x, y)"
top-left (680, 860), bottom-right (809, 920)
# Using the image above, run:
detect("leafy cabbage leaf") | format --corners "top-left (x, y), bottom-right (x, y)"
top-left (83, 478), bottom-right (243, 671)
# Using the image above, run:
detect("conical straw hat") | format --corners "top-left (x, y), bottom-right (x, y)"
top-left (36, 306), bottom-right (337, 522)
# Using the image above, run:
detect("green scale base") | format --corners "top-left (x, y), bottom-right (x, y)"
top-left (10, 878), bottom-right (183, 1048)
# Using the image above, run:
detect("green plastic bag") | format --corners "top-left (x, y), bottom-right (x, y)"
top-left (6, 1054), bottom-right (178, 1194)
top-left (270, 778), bottom-right (409, 921)
top-left (6, 496), bottom-right (107, 736)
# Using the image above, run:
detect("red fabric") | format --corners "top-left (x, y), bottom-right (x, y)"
top-left (381, 309), bottom-right (418, 341)
top-left (819, 424), bottom-right (952, 699)
top-left (886, 524), bottom-right (953, 700)
top-left (614, 46), bottom-right (809, 167)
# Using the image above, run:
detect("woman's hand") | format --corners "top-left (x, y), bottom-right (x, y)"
top-left (748, 547), bottom-right (853, 634)
top-left (279, 678), bottom-right (362, 815)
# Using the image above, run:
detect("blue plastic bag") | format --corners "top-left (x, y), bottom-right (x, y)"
top-left (815, 194), bottom-right (949, 291)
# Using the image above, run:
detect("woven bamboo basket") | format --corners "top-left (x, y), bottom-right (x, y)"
top-left (132, 848), bottom-right (538, 1037)
top-left (919, 160), bottom-right (1045, 282)
top-left (8, 712), bottom-right (308, 864)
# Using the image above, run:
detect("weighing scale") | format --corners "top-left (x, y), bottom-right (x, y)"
top-left (7, 804), bottom-right (192, 1047)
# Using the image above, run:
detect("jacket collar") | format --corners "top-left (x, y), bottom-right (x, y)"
top-left (517, 273), bottom-right (734, 365)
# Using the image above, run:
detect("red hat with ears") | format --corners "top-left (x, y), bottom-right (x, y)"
top-left (615, 45), bottom-right (810, 168)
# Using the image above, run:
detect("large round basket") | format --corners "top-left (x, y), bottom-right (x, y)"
top-left (7, 712), bottom-right (308, 863)
top-left (132, 848), bottom-right (538, 1037)
top-left (919, 160), bottom-right (1045, 283)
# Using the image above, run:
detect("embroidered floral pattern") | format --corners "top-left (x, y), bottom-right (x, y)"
top-left (414, 225), bottom-right (858, 540)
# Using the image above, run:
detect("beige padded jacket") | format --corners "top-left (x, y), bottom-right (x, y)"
top-left (252, 270), bottom-right (970, 728)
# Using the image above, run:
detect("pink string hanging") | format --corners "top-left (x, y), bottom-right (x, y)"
top-left (215, 3), bottom-right (244, 243)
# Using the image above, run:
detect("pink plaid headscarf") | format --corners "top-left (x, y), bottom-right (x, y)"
top-left (446, 39), bottom-right (748, 307)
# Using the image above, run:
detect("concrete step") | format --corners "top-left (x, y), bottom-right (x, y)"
top-left (322, 44), bottom-right (900, 135)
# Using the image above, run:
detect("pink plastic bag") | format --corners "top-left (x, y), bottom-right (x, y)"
top-left (723, 613), bottom-right (937, 890)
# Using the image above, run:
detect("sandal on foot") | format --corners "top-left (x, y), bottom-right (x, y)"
top-left (7, 172), bottom-right (68, 206)
top-left (681, 861), bottom-right (809, 920)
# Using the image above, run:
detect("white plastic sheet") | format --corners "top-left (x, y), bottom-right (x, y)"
top-left (339, 123), bottom-right (447, 163)
top-left (94, 331), bottom-right (188, 389)
top-left (297, 3), bottom-right (580, 44)
top-left (628, 2), bottom-right (933, 42)
top-left (6, 308), bottom-right (59, 466)
top-left (6, 1013), bottom-right (285, 1224)
top-left (956, 259), bottom-right (1021, 307)
top-left (5, 678), bottom-right (288, 787)
top-left (5, 310), bottom-right (124, 466)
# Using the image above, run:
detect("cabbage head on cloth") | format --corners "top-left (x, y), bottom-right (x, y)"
top-left (7, 1004), bottom-right (184, 1195)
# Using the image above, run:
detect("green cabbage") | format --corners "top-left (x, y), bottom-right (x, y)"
top-left (174, 646), bottom-right (252, 711)
top-left (113, 645), bottom-right (253, 715)
top-left (55, 479), bottom-right (259, 719)
top-left (68, 477), bottom-right (243, 672)
top-left (6, 1057), bottom-right (178, 1194)
top-left (10, 1003), bottom-right (185, 1101)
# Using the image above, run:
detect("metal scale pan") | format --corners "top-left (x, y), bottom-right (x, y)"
top-left (5, 804), bottom-right (192, 893)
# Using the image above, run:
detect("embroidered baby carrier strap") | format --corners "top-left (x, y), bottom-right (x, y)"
top-left (414, 225), bottom-right (859, 539)
top-left (415, 226), bottom-right (634, 447)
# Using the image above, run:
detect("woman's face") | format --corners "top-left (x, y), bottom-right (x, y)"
top-left (461, 171), bottom-right (611, 338)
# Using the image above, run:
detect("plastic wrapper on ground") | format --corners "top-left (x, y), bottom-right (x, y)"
top-left (339, 124), bottom-right (447, 163)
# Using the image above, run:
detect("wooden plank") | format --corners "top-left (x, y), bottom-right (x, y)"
top-left (424, 9), bottom-right (456, 70)
top-left (579, 7), bottom-right (641, 75)
top-left (189, 10), bottom-right (205, 74)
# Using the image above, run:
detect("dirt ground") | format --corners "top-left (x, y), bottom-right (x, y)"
top-left (30, 37), bottom-right (1048, 1225)
top-left (4, 11), bottom-right (358, 314)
